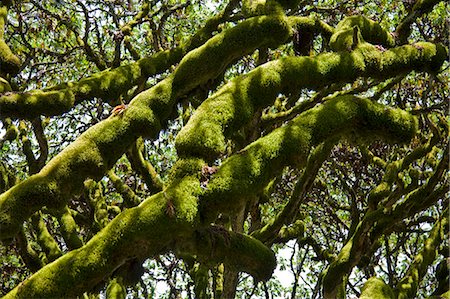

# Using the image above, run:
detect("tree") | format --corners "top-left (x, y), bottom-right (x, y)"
top-left (0, 0), bottom-right (448, 298)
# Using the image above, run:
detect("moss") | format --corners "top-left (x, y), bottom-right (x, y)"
top-left (0, 76), bottom-right (11, 92)
top-left (177, 41), bottom-right (437, 162)
top-left (200, 96), bottom-right (417, 218)
top-left (190, 263), bottom-right (209, 298)
top-left (322, 237), bottom-right (354, 294)
top-left (242, 0), bottom-right (286, 17)
top-left (0, 174), bottom-right (61, 239)
top-left (106, 278), bottom-right (126, 299)
top-left (379, 42), bottom-right (447, 76)
top-left (191, 226), bottom-right (276, 281)
top-left (130, 77), bottom-right (174, 123)
top-left (164, 175), bottom-right (202, 225)
top-left (33, 214), bottom-right (63, 262)
top-left (0, 40), bottom-right (20, 76)
top-left (0, 90), bottom-right (75, 119)
top-left (242, 0), bottom-right (267, 16)
top-left (360, 277), bottom-right (395, 299)
top-left (85, 179), bottom-right (109, 230)
top-left (175, 85), bottom-right (246, 159)
top-left (169, 158), bottom-right (205, 180)
top-left (278, 219), bottom-right (305, 239)
top-left (4, 189), bottom-right (191, 298)
top-left (0, 3), bottom-right (20, 75)
top-left (1, 119), bottom-right (18, 141)
top-left (172, 15), bottom-right (291, 95)
top-left (56, 206), bottom-right (83, 250)
top-left (288, 16), bottom-right (335, 40)
top-left (356, 96), bottom-right (418, 143)
top-left (0, 11), bottom-right (302, 242)
top-left (330, 16), bottom-right (395, 51)
top-left (396, 212), bottom-right (447, 299)
top-left (0, 114), bottom-right (146, 239)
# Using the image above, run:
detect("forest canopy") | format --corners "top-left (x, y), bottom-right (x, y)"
top-left (0, 0), bottom-right (448, 298)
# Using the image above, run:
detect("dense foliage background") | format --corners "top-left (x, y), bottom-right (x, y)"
top-left (0, 0), bottom-right (448, 298)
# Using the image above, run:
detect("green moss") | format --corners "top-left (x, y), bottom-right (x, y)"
top-left (396, 213), bottom-right (447, 299)
top-left (242, 0), bottom-right (267, 16)
top-left (130, 77), bottom-right (174, 122)
top-left (330, 16), bottom-right (395, 51)
top-left (0, 40), bottom-right (20, 76)
top-left (200, 96), bottom-right (417, 219)
top-left (242, 0), bottom-right (286, 16)
top-left (0, 3), bottom-right (20, 74)
top-left (177, 41), bottom-right (437, 162)
top-left (322, 237), bottom-right (353, 294)
top-left (169, 158), bottom-right (205, 180)
top-left (57, 206), bottom-right (83, 249)
top-left (1, 119), bottom-right (18, 141)
top-left (379, 43), bottom-right (447, 76)
top-left (356, 96), bottom-right (418, 143)
top-left (172, 15), bottom-right (291, 95)
top-left (0, 76), bottom-right (11, 92)
top-left (0, 90), bottom-right (75, 119)
top-left (0, 114), bottom-right (147, 239)
top-left (0, 174), bottom-right (61, 239)
top-left (4, 189), bottom-right (194, 298)
top-left (192, 226), bottom-right (276, 281)
top-left (164, 176), bottom-right (202, 225)
top-left (360, 277), bottom-right (395, 299)
top-left (278, 219), bottom-right (305, 239)
top-left (0, 11), bottom-right (303, 242)
top-left (33, 214), bottom-right (63, 262)
top-left (106, 278), bottom-right (126, 299)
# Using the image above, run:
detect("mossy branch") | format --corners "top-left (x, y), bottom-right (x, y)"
top-left (0, 118), bottom-right (18, 148)
top-left (252, 141), bottom-right (333, 243)
top-left (0, 160), bottom-right (17, 194)
top-left (126, 138), bottom-right (163, 194)
top-left (329, 16), bottom-right (395, 52)
top-left (359, 277), bottom-right (395, 299)
top-left (54, 205), bottom-right (84, 250)
top-left (176, 41), bottom-right (446, 161)
top-left (272, 219), bottom-right (306, 244)
top-left (369, 122), bottom-right (442, 210)
top-left (322, 145), bottom-right (448, 297)
top-left (0, 15), bottom-right (295, 240)
top-left (0, 98), bottom-right (422, 297)
top-left (199, 95), bottom-right (417, 221)
top-left (185, 225), bottom-right (276, 281)
top-left (0, 1), bottom-right (239, 119)
top-left (3, 191), bottom-right (181, 298)
top-left (106, 277), bottom-right (126, 299)
top-left (107, 169), bottom-right (142, 208)
top-left (395, 208), bottom-right (448, 299)
top-left (0, 3), bottom-right (21, 77)
top-left (395, 0), bottom-right (443, 45)
top-left (375, 147), bottom-right (448, 231)
top-left (15, 227), bottom-right (43, 272)
top-left (31, 213), bottom-right (62, 264)
top-left (84, 179), bottom-right (109, 231)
